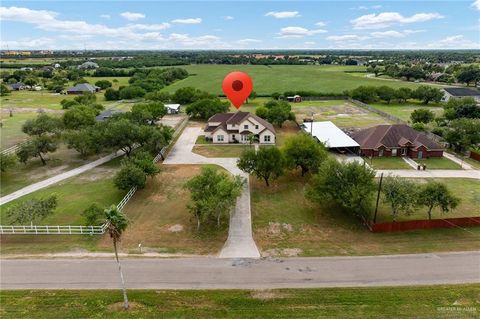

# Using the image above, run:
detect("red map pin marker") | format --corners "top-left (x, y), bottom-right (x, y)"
top-left (222, 71), bottom-right (253, 109)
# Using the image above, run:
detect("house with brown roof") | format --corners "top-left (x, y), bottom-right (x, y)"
top-left (204, 112), bottom-right (276, 144)
top-left (351, 124), bottom-right (444, 159)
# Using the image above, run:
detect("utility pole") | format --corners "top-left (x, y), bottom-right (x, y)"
top-left (373, 172), bottom-right (383, 224)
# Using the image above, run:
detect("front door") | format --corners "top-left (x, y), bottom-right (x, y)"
top-left (417, 151), bottom-right (423, 159)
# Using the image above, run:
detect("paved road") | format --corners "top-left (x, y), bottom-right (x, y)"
top-left (163, 126), bottom-right (260, 259)
top-left (1, 251), bottom-right (478, 289)
top-left (0, 151), bottom-right (125, 206)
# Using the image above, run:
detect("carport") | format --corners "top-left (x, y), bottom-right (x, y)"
top-left (301, 121), bottom-right (360, 154)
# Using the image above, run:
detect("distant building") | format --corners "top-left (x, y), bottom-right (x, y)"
top-left (8, 82), bottom-right (27, 91)
top-left (204, 112), bottom-right (276, 144)
top-left (301, 121), bottom-right (360, 153)
top-left (66, 83), bottom-right (100, 95)
top-left (78, 61), bottom-right (99, 69)
top-left (442, 87), bottom-right (480, 103)
top-left (95, 109), bottom-right (123, 121)
top-left (165, 104), bottom-right (181, 114)
top-left (352, 124), bottom-right (443, 159)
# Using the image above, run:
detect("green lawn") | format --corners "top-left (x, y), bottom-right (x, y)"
top-left (0, 161), bottom-right (124, 255)
top-left (366, 157), bottom-right (412, 169)
top-left (0, 112), bottom-right (36, 150)
top-left (251, 171), bottom-right (480, 257)
top-left (192, 145), bottom-right (254, 157)
top-left (369, 101), bottom-right (444, 122)
top-left (161, 65), bottom-right (425, 95)
top-left (1, 285), bottom-right (478, 319)
top-left (416, 157), bottom-right (462, 169)
top-left (376, 178), bottom-right (480, 222)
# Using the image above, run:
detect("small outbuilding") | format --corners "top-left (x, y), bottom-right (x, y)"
top-left (67, 83), bottom-right (100, 95)
top-left (8, 82), bottom-right (27, 91)
top-left (301, 121), bottom-right (360, 154)
top-left (78, 61), bottom-right (99, 69)
top-left (95, 109), bottom-right (123, 121)
top-left (165, 104), bottom-right (181, 114)
top-left (442, 87), bottom-right (480, 103)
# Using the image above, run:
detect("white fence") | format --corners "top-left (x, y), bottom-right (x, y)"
top-left (0, 116), bottom-right (189, 235)
top-left (0, 143), bottom-right (24, 155)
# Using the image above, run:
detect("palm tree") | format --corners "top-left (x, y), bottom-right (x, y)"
top-left (105, 205), bottom-right (129, 310)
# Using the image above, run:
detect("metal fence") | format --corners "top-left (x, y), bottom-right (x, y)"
top-left (0, 116), bottom-right (189, 236)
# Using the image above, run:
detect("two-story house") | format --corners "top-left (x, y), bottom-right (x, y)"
top-left (204, 112), bottom-right (276, 144)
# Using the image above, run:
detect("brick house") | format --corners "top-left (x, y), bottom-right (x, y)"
top-left (351, 124), bottom-right (443, 159)
top-left (204, 112), bottom-right (276, 144)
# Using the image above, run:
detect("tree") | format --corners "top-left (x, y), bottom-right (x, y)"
top-left (0, 84), bottom-right (10, 96)
top-left (6, 195), bottom-right (57, 225)
top-left (283, 134), bottom-right (327, 176)
top-left (171, 87), bottom-right (208, 104)
top-left (131, 102), bottom-right (167, 125)
top-left (186, 98), bottom-right (229, 119)
top-left (305, 158), bottom-right (376, 218)
top-left (74, 93), bottom-right (97, 105)
top-left (237, 147), bottom-right (284, 186)
top-left (114, 162), bottom-right (147, 190)
top-left (417, 182), bottom-right (460, 220)
top-left (394, 87), bottom-right (412, 103)
top-left (119, 86), bottom-right (146, 99)
top-left (22, 113), bottom-right (63, 137)
top-left (145, 90), bottom-right (171, 102)
top-left (376, 86), bottom-right (396, 104)
top-left (81, 203), bottom-right (105, 225)
top-left (350, 86), bottom-right (378, 103)
top-left (64, 125), bottom-right (105, 159)
top-left (103, 119), bottom-right (141, 157)
top-left (104, 88), bottom-right (120, 101)
top-left (184, 167), bottom-right (244, 230)
top-left (104, 205), bottom-right (129, 310)
top-left (410, 108), bottom-right (435, 124)
top-left (128, 151), bottom-right (160, 177)
top-left (62, 105), bottom-right (97, 130)
top-left (382, 176), bottom-right (418, 221)
top-left (138, 125), bottom-right (173, 155)
top-left (443, 97), bottom-right (477, 121)
top-left (17, 135), bottom-right (58, 165)
top-left (457, 67), bottom-right (480, 86)
top-left (0, 153), bottom-right (16, 172)
top-left (256, 100), bottom-right (295, 127)
top-left (94, 80), bottom-right (112, 90)
top-left (412, 86), bottom-right (443, 105)
top-left (444, 118), bottom-right (480, 152)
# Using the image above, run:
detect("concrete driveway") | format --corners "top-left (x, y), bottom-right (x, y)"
top-left (163, 126), bottom-right (260, 259)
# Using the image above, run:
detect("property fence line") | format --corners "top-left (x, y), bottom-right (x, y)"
top-left (0, 142), bottom-right (25, 155)
top-left (370, 216), bottom-right (480, 233)
top-left (0, 116), bottom-right (190, 235)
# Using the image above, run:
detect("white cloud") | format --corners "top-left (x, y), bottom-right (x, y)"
top-left (171, 18), bottom-right (202, 24)
top-left (265, 11), bottom-right (301, 19)
top-left (120, 12), bottom-right (145, 21)
top-left (315, 21), bottom-right (326, 27)
top-left (222, 16), bottom-right (234, 20)
top-left (277, 26), bottom-right (327, 38)
top-left (0, 37), bottom-right (55, 49)
top-left (127, 23), bottom-right (171, 31)
top-left (473, 0), bottom-right (480, 10)
top-left (326, 34), bottom-right (369, 41)
top-left (351, 12), bottom-right (444, 29)
top-left (370, 29), bottom-right (423, 38)
top-left (304, 41), bottom-right (315, 45)
top-left (353, 5), bottom-right (382, 10)
top-left (236, 38), bottom-right (262, 44)
top-left (100, 14), bottom-right (110, 19)
top-left (428, 35), bottom-right (480, 49)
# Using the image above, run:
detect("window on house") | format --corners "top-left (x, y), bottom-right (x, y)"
top-left (402, 148), bottom-right (407, 155)
top-left (255, 125), bottom-right (259, 129)
top-left (217, 135), bottom-right (224, 142)
top-left (392, 149), bottom-right (397, 156)
top-left (244, 125), bottom-right (248, 129)
top-left (264, 135), bottom-right (271, 142)
top-left (232, 134), bottom-right (236, 140)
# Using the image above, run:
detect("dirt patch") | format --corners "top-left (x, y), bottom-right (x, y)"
top-left (282, 223), bottom-right (293, 232)
top-left (107, 301), bottom-right (145, 312)
top-left (250, 290), bottom-right (287, 300)
top-left (262, 248), bottom-right (303, 257)
top-left (77, 167), bottom-right (118, 182)
top-left (268, 222), bottom-right (281, 234)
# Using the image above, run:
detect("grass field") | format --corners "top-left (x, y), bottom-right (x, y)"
top-left (416, 157), bottom-right (462, 169)
top-left (1, 285), bottom-right (479, 319)
top-left (369, 101), bottom-right (444, 122)
top-left (115, 164), bottom-right (227, 255)
top-left (192, 145), bottom-right (254, 157)
top-left (366, 157), bottom-right (412, 169)
top-left (161, 65), bottom-right (425, 95)
top-left (251, 171), bottom-right (480, 257)
top-left (0, 161), bottom-right (124, 255)
top-left (0, 112), bottom-right (36, 150)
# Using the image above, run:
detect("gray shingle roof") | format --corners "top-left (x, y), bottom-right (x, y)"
top-left (444, 87), bottom-right (480, 97)
top-left (67, 83), bottom-right (99, 93)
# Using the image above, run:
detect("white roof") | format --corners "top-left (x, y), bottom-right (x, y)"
top-left (165, 104), bottom-right (181, 110)
top-left (301, 121), bottom-right (359, 148)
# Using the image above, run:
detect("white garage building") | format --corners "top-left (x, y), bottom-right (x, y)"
top-left (301, 121), bottom-right (360, 154)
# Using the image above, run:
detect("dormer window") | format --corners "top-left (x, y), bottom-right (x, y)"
top-left (244, 125), bottom-right (248, 129)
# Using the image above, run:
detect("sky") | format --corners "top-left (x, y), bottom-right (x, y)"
top-left (0, 0), bottom-right (479, 50)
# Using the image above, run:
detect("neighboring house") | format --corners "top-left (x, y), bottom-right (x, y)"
top-left (351, 124), bottom-right (444, 159)
top-left (78, 61), bottom-right (99, 69)
top-left (442, 87), bottom-right (480, 103)
top-left (287, 95), bottom-right (302, 103)
top-left (8, 82), bottom-right (27, 90)
top-left (95, 109), bottom-right (123, 121)
top-left (204, 112), bottom-right (276, 144)
top-left (66, 83), bottom-right (100, 95)
top-left (165, 104), bottom-right (181, 114)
